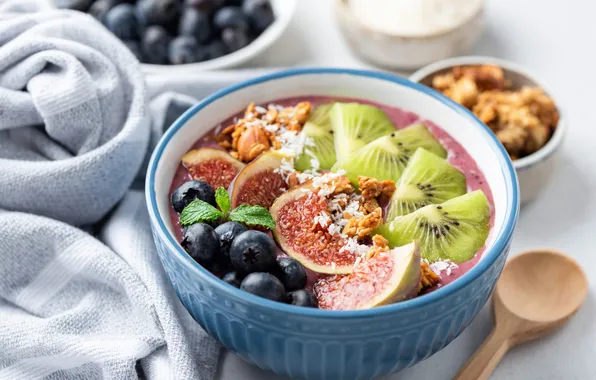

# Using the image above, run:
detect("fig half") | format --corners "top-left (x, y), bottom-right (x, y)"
top-left (313, 241), bottom-right (421, 310)
top-left (182, 148), bottom-right (245, 190)
top-left (270, 182), bottom-right (360, 274)
top-left (229, 150), bottom-right (289, 209)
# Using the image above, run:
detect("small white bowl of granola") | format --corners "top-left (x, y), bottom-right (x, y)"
top-left (410, 56), bottom-right (565, 204)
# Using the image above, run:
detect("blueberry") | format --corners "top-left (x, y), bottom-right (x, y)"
top-left (229, 230), bottom-right (276, 274)
top-left (214, 222), bottom-right (248, 259)
top-left (225, 0), bottom-right (243, 6)
top-left (276, 257), bottom-right (307, 292)
top-left (243, 0), bottom-right (274, 33)
top-left (136, 0), bottom-right (181, 27)
top-left (222, 271), bottom-right (243, 288)
top-left (181, 223), bottom-right (220, 265)
top-left (185, 0), bottom-right (226, 13)
top-left (89, 0), bottom-right (122, 22)
top-left (168, 36), bottom-right (200, 65)
top-left (204, 40), bottom-right (227, 60)
top-left (288, 290), bottom-right (317, 307)
top-left (141, 26), bottom-right (171, 64)
top-left (123, 40), bottom-right (144, 61)
top-left (221, 27), bottom-right (250, 52)
top-left (240, 272), bottom-right (286, 302)
top-left (104, 4), bottom-right (139, 40)
top-left (56, 0), bottom-right (94, 11)
top-left (171, 180), bottom-right (216, 212)
top-left (213, 6), bottom-right (250, 31)
top-left (179, 8), bottom-right (212, 44)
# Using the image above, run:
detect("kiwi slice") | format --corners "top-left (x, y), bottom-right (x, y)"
top-left (295, 103), bottom-right (336, 171)
top-left (377, 190), bottom-right (490, 263)
top-left (330, 102), bottom-right (395, 163)
top-left (332, 123), bottom-right (447, 185)
top-left (386, 147), bottom-right (467, 220)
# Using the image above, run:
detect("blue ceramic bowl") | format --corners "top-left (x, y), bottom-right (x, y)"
top-left (146, 68), bottom-right (519, 380)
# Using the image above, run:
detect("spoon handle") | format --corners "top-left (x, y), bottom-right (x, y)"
top-left (454, 327), bottom-right (511, 380)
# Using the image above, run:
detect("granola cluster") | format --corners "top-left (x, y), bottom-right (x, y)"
top-left (216, 101), bottom-right (312, 162)
top-left (419, 261), bottom-right (441, 293)
top-left (340, 176), bottom-right (397, 240)
top-left (432, 65), bottom-right (559, 160)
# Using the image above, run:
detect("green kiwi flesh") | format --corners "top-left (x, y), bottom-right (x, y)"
top-left (295, 103), bottom-right (336, 171)
top-left (330, 102), bottom-right (395, 163)
top-left (332, 123), bottom-right (447, 186)
top-left (386, 147), bottom-right (467, 220)
top-left (377, 190), bottom-right (490, 263)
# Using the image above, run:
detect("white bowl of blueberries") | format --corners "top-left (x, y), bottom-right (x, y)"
top-left (54, 0), bottom-right (297, 72)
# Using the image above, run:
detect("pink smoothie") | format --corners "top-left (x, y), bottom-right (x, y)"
top-left (169, 96), bottom-right (495, 291)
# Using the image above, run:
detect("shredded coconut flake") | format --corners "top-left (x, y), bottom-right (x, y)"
top-left (255, 105), bottom-right (267, 114)
top-left (313, 212), bottom-right (331, 228)
top-left (430, 260), bottom-right (459, 277)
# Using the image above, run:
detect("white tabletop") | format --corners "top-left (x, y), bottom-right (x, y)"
top-left (219, 0), bottom-right (596, 379)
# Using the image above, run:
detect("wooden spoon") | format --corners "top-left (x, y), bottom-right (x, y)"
top-left (455, 249), bottom-right (588, 380)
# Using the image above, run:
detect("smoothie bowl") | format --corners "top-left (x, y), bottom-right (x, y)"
top-left (146, 68), bottom-right (519, 379)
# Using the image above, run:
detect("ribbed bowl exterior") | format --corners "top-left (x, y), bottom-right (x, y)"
top-left (152, 227), bottom-right (509, 380)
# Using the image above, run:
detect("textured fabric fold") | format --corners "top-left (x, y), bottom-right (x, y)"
top-left (0, 2), bottom-right (225, 379)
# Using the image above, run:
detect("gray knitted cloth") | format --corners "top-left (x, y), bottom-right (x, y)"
top-left (0, 2), bottom-right (255, 379)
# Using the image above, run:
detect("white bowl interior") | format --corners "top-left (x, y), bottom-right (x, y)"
top-left (154, 73), bottom-right (513, 264)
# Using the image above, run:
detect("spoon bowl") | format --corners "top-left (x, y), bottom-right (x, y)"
top-left (456, 249), bottom-right (588, 380)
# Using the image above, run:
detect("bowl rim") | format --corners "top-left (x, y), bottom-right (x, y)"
top-left (409, 55), bottom-right (566, 172)
top-left (146, 67), bottom-right (520, 318)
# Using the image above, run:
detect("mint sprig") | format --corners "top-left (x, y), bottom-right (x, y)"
top-left (229, 204), bottom-right (276, 229)
top-left (180, 199), bottom-right (223, 226)
top-left (179, 187), bottom-right (276, 230)
top-left (215, 187), bottom-right (230, 214)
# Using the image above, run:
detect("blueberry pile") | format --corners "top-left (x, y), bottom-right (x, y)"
top-left (172, 180), bottom-right (317, 307)
top-left (57, 0), bottom-right (275, 65)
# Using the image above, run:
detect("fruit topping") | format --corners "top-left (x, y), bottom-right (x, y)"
top-left (213, 6), bottom-right (250, 31)
top-left (222, 271), bottom-right (243, 288)
top-left (332, 123), bottom-right (447, 186)
top-left (294, 103), bottom-right (336, 171)
top-left (229, 150), bottom-right (288, 209)
top-left (230, 230), bottom-right (276, 274)
top-left (181, 148), bottom-right (245, 190)
top-left (57, 0), bottom-right (93, 12)
top-left (240, 272), bottom-right (286, 302)
top-left (104, 3), bottom-right (139, 40)
top-left (330, 102), bottom-right (396, 163)
top-left (171, 180), bottom-right (216, 213)
top-left (179, 8), bottom-right (211, 44)
top-left (386, 147), bottom-right (466, 220)
top-left (168, 36), bottom-right (200, 64)
top-left (378, 190), bottom-right (490, 263)
top-left (288, 289), bottom-right (318, 308)
top-left (135, 0), bottom-right (181, 28)
top-left (181, 223), bottom-right (220, 266)
top-left (314, 241), bottom-right (421, 310)
top-left (214, 221), bottom-right (248, 260)
top-left (89, 0), bottom-right (119, 22)
top-left (270, 178), bottom-right (376, 275)
top-left (275, 257), bottom-right (307, 292)
top-left (141, 26), bottom-right (171, 65)
top-left (243, 0), bottom-right (275, 33)
top-left (221, 27), bottom-right (250, 53)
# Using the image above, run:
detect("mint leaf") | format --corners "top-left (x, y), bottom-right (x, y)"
top-left (215, 187), bottom-right (230, 214)
top-left (180, 199), bottom-right (223, 226)
top-left (229, 204), bottom-right (276, 230)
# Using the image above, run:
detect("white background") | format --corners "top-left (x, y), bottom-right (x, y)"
top-left (219, 0), bottom-right (596, 379)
